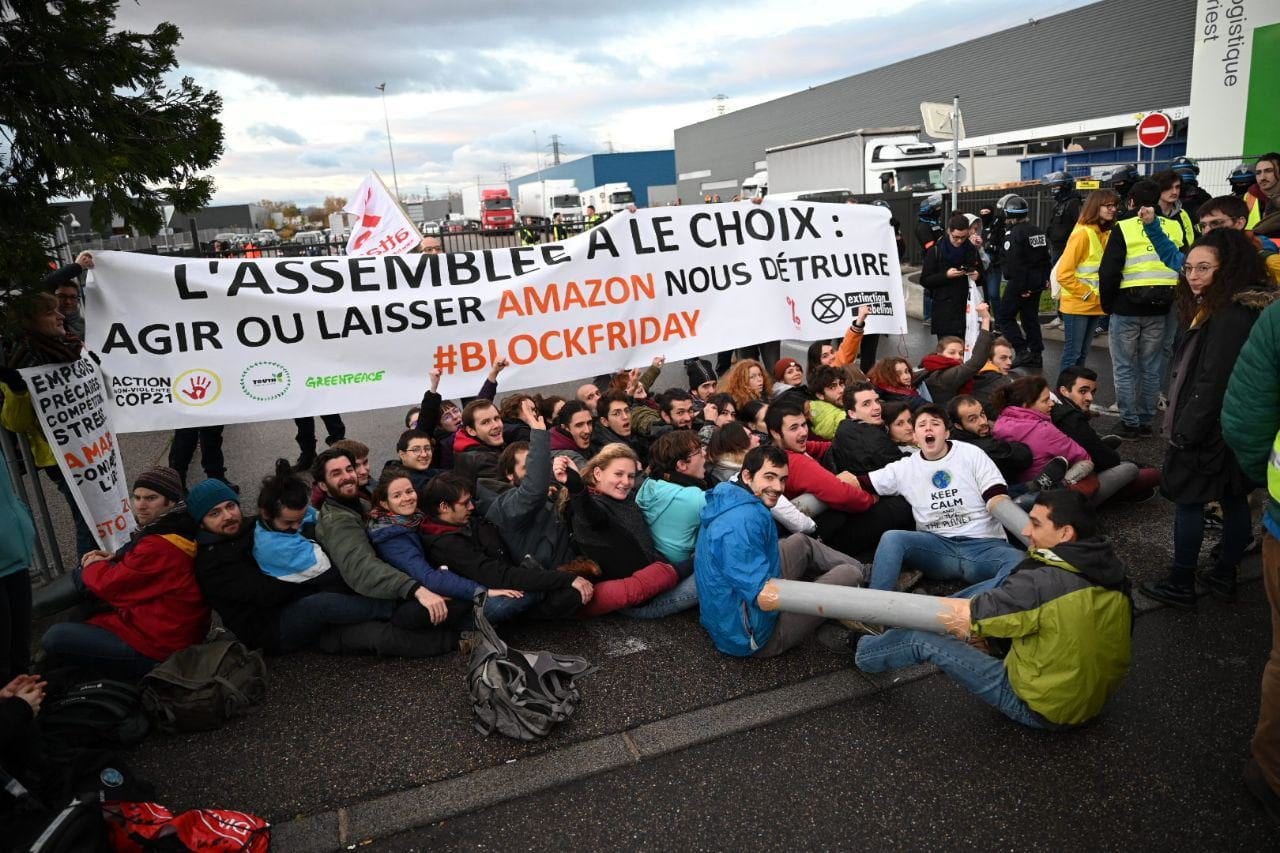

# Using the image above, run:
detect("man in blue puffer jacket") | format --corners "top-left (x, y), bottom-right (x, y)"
top-left (696, 446), bottom-right (863, 657)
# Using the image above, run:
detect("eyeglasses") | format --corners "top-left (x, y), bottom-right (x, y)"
top-left (405, 445), bottom-right (432, 455)
top-left (1198, 218), bottom-right (1234, 231)
top-left (1181, 264), bottom-right (1218, 277)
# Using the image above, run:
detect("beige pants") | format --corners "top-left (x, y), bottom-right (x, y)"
top-left (755, 535), bottom-right (864, 658)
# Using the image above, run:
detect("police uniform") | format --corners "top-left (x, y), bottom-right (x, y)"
top-left (997, 220), bottom-right (1052, 360)
top-left (1047, 190), bottom-right (1083, 259)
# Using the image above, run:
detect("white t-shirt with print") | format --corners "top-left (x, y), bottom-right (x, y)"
top-left (868, 440), bottom-right (1006, 539)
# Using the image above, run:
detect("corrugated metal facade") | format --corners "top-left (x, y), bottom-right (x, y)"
top-left (509, 150), bottom-right (676, 207)
top-left (674, 0), bottom-right (1196, 202)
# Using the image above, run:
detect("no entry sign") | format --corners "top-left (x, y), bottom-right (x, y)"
top-left (1137, 112), bottom-right (1172, 148)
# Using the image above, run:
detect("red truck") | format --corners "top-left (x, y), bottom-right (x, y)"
top-left (461, 184), bottom-right (516, 232)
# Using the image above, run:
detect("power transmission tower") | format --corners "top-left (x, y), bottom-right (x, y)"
top-left (549, 134), bottom-right (562, 165)
top-left (713, 93), bottom-right (728, 115)
top-left (500, 162), bottom-right (511, 181)
top-left (605, 138), bottom-right (615, 154)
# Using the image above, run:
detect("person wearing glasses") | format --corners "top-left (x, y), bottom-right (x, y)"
top-left (47, 252), bottom-right (92, 340)
top-left (1140, 228), bottom-right (1276, 611)
top-left (1055, 190), bottom-right (1117, 376)
top-left (1138, 194), bottom-right (1280, 285)
top-left (1099, 180), bottom-right (1188, 439)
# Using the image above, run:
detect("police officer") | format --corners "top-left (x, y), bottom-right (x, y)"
top-left (1230, 163), bottom-right (1257, 199)
top-left (1042, 171), bottom-right (1083, 262)
top-left (517, 217), bottom-right (540, 246)
top-left (1105, 163), bottom-right (1142, 206)
top-left (980, 199), bottom-right (1007, 304)
top-left (1171, 156), bottom-right (1212, 220)
top-left (996, 194), bottom-right (1051, 369)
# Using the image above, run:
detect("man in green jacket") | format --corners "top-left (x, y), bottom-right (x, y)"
top-left (1222, 298), bottom-right (1280, 822)
top-left (856, 489), bottom-right (1132, 729)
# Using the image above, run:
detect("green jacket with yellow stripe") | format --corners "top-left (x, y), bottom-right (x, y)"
top-left (970, 537), bottom-right (1132, 726)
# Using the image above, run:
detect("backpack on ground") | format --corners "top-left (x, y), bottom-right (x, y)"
top-left (466, 592), bottom-right (596, 741)
top-left (37, 678), bottom-right (151, 758)
top-left (139, 638), bottom-right (266, 733)
top-left (103, 801), bottom-right (270, 852)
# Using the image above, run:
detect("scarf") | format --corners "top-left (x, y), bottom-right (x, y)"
top-left (7, 331), bottom-right (83, 369)
top-left (252, 506), bottom-right (332, 582)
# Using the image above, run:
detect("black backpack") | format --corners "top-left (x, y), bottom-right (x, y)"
top-left (139, 638), bottom-right (267, 733)
top-left (466, 593), bottom-right (596, 741)
top-left (37, 679), bottom-right (150, 759)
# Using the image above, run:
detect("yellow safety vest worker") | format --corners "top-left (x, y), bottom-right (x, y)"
top-left (1247, 194), bottom-right (1263, 230)
top-left (1268, 429), bottom-right (1280, 520)
top-left (1116, 217), bottom-right (1181, 289)
top-left (1073, 224), bottom-right (1104, 294)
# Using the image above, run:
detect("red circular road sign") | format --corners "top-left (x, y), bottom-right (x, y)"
top-left (1137, 112), bottom-right (1172, 148)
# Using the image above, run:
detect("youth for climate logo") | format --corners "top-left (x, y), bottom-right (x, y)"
top-left (241, 361), bottom-right (292, 401)
top-left (172, 369), bottom-right (222, 407)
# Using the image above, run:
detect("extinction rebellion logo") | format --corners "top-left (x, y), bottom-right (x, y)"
top-left (240, 361), bottom-right (292, 401)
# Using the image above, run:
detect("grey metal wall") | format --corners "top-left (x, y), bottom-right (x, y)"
top-left (674, 0), bottom-right (1196, 202)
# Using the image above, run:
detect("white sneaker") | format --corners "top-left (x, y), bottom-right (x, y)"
top-left (1158, 393), bottom-right (1168, 411)
top-left (1043, 318), bottom-right (1063, 329)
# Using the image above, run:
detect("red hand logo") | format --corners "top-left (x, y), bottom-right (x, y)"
top-left (183, 376), bottom-right (211, 401)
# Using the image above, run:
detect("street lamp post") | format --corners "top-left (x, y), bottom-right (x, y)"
top-left (376, 82), bottom-right (401, 201)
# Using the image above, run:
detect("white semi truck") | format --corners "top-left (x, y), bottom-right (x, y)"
top-left (580, 182), bottom-right (635, 214)
top-left (766, 126), bottom-right (947, 196)
top-left (516, 180), bottom-right (583, 222)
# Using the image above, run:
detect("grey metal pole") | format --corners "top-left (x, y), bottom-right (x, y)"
top-left (951, 95), bottom-right (961, 211)
top-left (757, 579), bottom-right (958, 635)
top-left (16, 435), bottom-right (67, 577)
top-left (0, 427), bottom-right (53, 581)
top-left (377, 83), bottom-right (401, 201)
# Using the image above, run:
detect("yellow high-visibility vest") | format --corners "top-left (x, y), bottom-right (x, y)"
top-left (1117, 217), bottom-right (1180, 289)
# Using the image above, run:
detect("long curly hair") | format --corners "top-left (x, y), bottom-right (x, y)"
top-left (867, 357), bottom-right (912, 392)
top-left (718, 359), bottom-right (766, 408)
top-left (1175, 227), bottom-right (1268, 324)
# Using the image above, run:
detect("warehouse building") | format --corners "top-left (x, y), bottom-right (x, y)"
top-left (509, 150), bottom-right (677, 208)
top-left (674, 0), bottom-right (1196, 202)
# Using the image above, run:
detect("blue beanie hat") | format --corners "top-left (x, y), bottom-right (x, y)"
top-left (187, 478), bottom-right (239, 522)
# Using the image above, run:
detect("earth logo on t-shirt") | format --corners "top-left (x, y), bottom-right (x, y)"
top-left (931, 470), bottom-right (952, 489)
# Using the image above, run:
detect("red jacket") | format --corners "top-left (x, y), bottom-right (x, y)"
top-left (782, 443), bottom-right (875, 513)
top-left (81, 512), bottom-right (209, 661)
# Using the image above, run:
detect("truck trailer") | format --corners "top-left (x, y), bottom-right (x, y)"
top-left (516, 180), bottom-right (583, 223)
top-left (580, 182), bottom-right (635, 214)
top-left (766, 127), bottom-right (947, 197)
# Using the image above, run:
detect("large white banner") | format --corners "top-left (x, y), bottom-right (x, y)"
top-left (1187, 0), bottom-right (1280, 160)
top-left (18, 358), bottom-right (137, 552)
top-left (86, 202), bottom-right (906, 432)
top-left (343, 171), bottom-right (422, 256)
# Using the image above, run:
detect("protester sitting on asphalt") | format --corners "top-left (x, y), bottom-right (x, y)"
top-left (486, 400), bottom-right (592, 579)
top-left (421, 473), bottom-right (591, 620)
top-left (971, 337), bottom-right (1017, 416)
top-left (196, 461), bottom-right (454, 657)
top-left (946, 395), bottom-right (1033, 486)
top-left (768, 402), bottom-right (914, 559)
top-left (831, 304), bottom-right (871, 372)
top-left (1052, 367), bottom-right (1160, 504)
top-left (918, 305), bottom-right (994, 409)
top-left (805, 365), bottom-right (847, 440)
top-left (991, 376), bottom-right (1095, 496)
top-left (737, 399), bottom-right (771, 446)
top-left (564, 444), bottom-right (681, 617)
top-left (636, 430), bottom-right (710, 566)
top-left (380, 429), bottom-right (438, 495)
top-left (696, 445), bottom-right (864, 658)
top-left (313, 448), bottom-right (462, 636)
top-left (592, 390), bottom-right (648, 462)
top-left (575, 382), bottom-right (601, 410)
top-left (718, 358), bottom-right (767, 408)
top-left (311, 439), bottom-right (372, 509)
top-left (697, 392), bottom-right (737, 445)
top-left (684, 357), bottom-right (719, 414)
top-left (41, 467), bottom-right (208, 680)
top-left (370, 467), bottom-right (530, 624)
top-left (855, 490), bottom-right (1133, 729)
top-left (0, 291), bottom-right (96, 557)
top-left (867, 357), bottom-right (928, 410)
top-left (417, 362), bottom-right (503, 472)
top-left (635, 388), bottom-right (700, 443)
top-left (771, 357), bottom-right (805, 399)
top-left (883, 401), bottom-right (918, 454)
top-left (827, 381), bottom-right (903, 475)
top-left (805, 339), bottom-right (836, 377)
top-left (852, 405), bottom-right (1026, 595)
top-left (706, 422), bottom-right (816, 535)
top-left (550, 400), bottom-right (594, 467)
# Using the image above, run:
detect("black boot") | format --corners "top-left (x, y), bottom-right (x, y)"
top-left (1140, 567), bottom-right (1197, 611)
top-left (293, 446), bottom-right (317, 473)
top-left (1198, 564), bottom-right (1238, 602)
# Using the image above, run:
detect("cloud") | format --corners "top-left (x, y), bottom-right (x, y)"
top-left (248, 123), bottom-right (306, 145)
top-left (298, 151), bottom-right (343, 169)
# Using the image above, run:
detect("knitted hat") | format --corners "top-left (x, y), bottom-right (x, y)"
top-left (684, 358), bottom-right (716, 389)
top-left (773, 358), bottom-right (800, 382)
top-left (132, 466), bottom-right (184, 503)
top-left (186, 478), bottom-right (239, 521)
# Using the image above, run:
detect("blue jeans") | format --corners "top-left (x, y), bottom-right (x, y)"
top-left (41, 621), bottom-right (160, 681)
top-left (868, 531), bottom-right (1025, 591)
top-left (855, 628), bottom-right (1050, 728)
top-left (1173, 493), bottom-right (1253, 577)
top-left (276, 592), bottom-right (396, 653)
top-left (483, 590), bottom-right (542, 623)
top-left (1109, 313), bottom-right (1168, 428)
top-left (1058, 312), bottom-right (1099, 374)
top-left (619, 574), bottom-right (699, 619)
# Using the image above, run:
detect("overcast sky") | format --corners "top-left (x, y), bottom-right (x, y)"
top-left (114, 0), bottom-right (1096, 207)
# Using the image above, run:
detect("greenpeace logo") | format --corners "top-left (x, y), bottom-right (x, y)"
top-left (305, 370), bottom-right (387, 389)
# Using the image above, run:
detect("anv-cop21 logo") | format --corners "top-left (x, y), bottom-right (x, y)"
top-left (172, 369), bottom-right (222, 407)
top-left (241, 361), bottom-right (292, 401)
